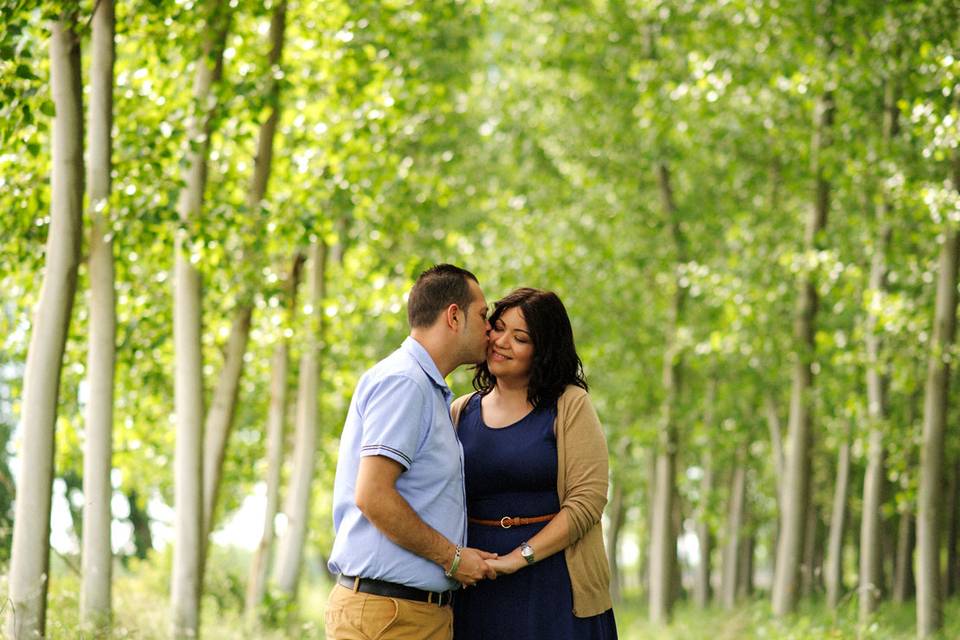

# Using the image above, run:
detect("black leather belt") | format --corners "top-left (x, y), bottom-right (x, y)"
top-left (337, 574), bottom-right (455, 607)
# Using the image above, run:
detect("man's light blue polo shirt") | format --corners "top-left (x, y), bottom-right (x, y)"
top-left (328, 336), bottom-right (467, 592)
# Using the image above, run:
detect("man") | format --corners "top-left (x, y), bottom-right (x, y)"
top-left (326, 264), bottom-right (497, 640)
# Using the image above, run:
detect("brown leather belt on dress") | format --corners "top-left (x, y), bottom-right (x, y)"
top-left (467, 513), bottom-right (557, 528)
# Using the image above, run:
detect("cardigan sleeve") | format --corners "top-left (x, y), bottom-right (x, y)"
top-left (557, 388), bottom-right (609, 545)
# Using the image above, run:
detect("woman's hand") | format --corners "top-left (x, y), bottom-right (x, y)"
top-left (486, 551), bottom-right (526, 576)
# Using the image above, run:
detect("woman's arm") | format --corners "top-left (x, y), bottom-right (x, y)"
top-left (488, 389), bottom-right (609, 575)
top-left (557, 389), bottom-right (609, 543)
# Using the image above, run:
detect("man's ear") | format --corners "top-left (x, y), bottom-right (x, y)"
top-left (444, 303), bottom-right (461, 330)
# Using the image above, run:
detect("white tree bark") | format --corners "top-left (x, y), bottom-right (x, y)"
top-left (694, 380), bottom-right (717, 609)
top-left (721, 461), bottom-right (746, 610)
top-left (202, 0), bottom-right (287, 556)
top-left (859, 78), bottom-right (897, 625)
top-left (6, 14), bottom-right (84, 640)
top-left (648, 162), bottom-right (685, 624)
top-left (825, 434), bottom-right (851, 609)
top-left (274, 241), bottom-right (326, 597)
top-left (605, 473), bottom-right (626, 604)
top-left (916, 157), bottom-right (960, 637)
top-left (171, 5), bottom-right (229, 638)
top-left (764, 394), bottom-right (785, 507)
top-left (772, 90), bottom-right (833, 617)
top-left (202, 306), bottom-right (252, 540)
top-left (81, 0), bottom-right (116, 631)
top-left (893, 507), bottom-right (915, 603)
top-left (246, 253), bottom-right (303, 618)
top-left (693, 455), bottom-right (714, 609)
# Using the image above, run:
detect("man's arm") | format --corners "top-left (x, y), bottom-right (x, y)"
top-left (355, 455), bottom-right (496, 586)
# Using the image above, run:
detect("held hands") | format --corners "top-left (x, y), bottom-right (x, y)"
top-left (451, 547), bottom-right (498, 587)
top-left (486, 550), bottom-right (526, 576)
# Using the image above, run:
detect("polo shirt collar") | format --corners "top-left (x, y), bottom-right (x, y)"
top-left (402, 336), bottom-right (452, 401)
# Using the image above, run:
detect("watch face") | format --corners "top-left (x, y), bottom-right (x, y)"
top-left (521, 543), bottom-right (535, 563)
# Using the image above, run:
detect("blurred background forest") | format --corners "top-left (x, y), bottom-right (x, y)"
top-left (2, 0), bottom-right (960, 638)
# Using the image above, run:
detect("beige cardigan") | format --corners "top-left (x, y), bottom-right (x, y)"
top-left (451, 385), bottom-right (613, 617)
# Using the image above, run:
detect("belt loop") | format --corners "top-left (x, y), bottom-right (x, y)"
top-left (427, 591), bottom-right (434, 604)
top-left (352, 576), bottom-right (360, 593)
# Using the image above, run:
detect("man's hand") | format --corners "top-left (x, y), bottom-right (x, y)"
top-left (355, 457), bottom-right (497, 586)
top-left (453, 547), bottom-right (498, 586)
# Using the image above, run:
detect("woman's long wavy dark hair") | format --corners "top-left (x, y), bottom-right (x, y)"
top-left (472, 288), bottom-right (587, 408)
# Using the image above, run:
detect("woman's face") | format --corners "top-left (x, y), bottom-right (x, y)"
top-left (487, 305), bottom-right (535, 382)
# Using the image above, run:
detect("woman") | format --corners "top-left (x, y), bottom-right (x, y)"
top-left (451, 288), bottom-right (616, 639)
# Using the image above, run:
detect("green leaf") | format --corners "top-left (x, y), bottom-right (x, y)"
top-left (14, 64), bottom-right (34, 80)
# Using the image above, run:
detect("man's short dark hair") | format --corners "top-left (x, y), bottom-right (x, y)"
top-left (408, 264), bottom-right (479, 328)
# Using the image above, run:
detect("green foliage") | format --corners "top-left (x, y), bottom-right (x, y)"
top-left (2, 0), bottom-right (960, 634)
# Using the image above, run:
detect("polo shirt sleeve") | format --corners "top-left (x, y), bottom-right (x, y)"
top-left (358, 374), bottom-right (427, 471)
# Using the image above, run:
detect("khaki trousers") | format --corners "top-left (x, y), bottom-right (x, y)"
top-left (325, 583), bottom-right (453, 640)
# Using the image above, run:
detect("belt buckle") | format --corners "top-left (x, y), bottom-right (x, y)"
top-left (500, 516), bottom-right (512, 529)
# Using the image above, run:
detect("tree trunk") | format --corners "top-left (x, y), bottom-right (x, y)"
top-left (860, 423), bottom-right (886, 611)
top-left (202, 0), bottom-right (286, 568)
top-left (81, 0), bottom-right (116, 631)
top-left (171, 5), bottom-right (229, 638)
top-left (801, 504), bottom-right (820, 599)
top-left (945, 456), bottom-right (960, 597)
top-left (859, 76), bottom-right (897, 626)
top-left (694, 380), bottom-right (717, 609)
top-left (765, 393), bottom-right (783, 581)
top-left (126, 489), bottom-right (153, 562)
top-left (694, 450), bottom-right (714, 609)
top-left (765, 393), bottom-right (785, 508)
top-left (274, 241), bottom-right (326, 598)
top-left (916, 151), bottom-right (960, 636)
top-left (826, 433), bottom-right (851, 609)
top-left (202, 306), bottom-right (253, 540)
top-left (6, 13), bottom-right (83, 640)
top-left (649, 162), bottom-right (686, 625)
top-left (722, 461), bottom-right (746, 610)
top-left (671, 494), bottom-right (684, 606)
top-left (893, 507), bottom-right (915, 603)
top-left (638, 448), bottom-right (657, 599)
top-left (606, 473), bottom-right (626, 604)
top-left (738, 534), bottom-right (754, 599)
top-left (879, 507), bottom-right (894, 598)
top-left (62, 470), bottom-right (84, 544)
top-left (245, 253), bottom-right (303, 619)
top-left (772, 89), bottom-right (833, 617)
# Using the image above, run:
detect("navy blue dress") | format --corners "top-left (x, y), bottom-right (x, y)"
top-left (453, 394), bottom-right (617, 640)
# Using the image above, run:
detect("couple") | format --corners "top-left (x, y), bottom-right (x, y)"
top-left (326, 265), bottom-right (617, 640)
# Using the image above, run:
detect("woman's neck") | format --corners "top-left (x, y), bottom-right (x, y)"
top-left (481, 379), bottom-right (534, 428)
top-left (492, 378), bottom-right (532, 407)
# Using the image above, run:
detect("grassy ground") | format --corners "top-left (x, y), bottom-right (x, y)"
top-left (616, 594), bottom-right (960, 639)
top-left (23, 555), bottom-right (960, 638)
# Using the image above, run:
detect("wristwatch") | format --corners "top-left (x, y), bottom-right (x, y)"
top-left (520, 541), bottom-right (535, 565)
